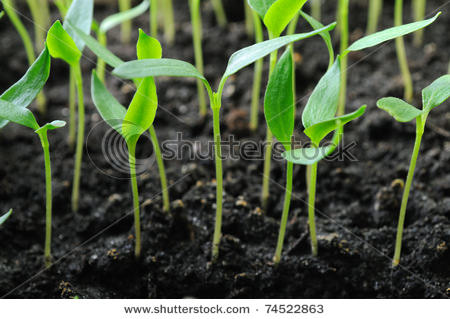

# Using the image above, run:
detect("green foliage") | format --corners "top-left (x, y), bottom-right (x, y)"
top-left (247, 0), bottom-right (277, 19)
top-left (282, 146), bottom-right (333, 165)
top-left (422, 75), bottom-right (450, 113)
top-left (100, 0), bottom-right (149, 33)
top-left (137, 28), bottom-right (162, 60)
top-left (0, 209), bottom-right (12, 226)
top-left (63, 0), bottom-right (94, 51)
top-left (47, 21), bottom-right (81, 66)
top-left (264, 0), bottom-right (308, 36)
top-left (377, 98), bottom-right (422, 122)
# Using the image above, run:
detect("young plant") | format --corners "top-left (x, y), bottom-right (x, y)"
top-left (0, 209), bottom-right (12, 226)
top-left (337, 0), bottom-right (348, 116)
top-left (1, 0), bottom-right (47, 113)
top-left (112, 24), bottom-right (337, 261)
top-left (69, 24), bottom-right (171, 213)
top-left (244, 0), bottom-right (254, 37)
top-left (118, 0), bottom-right (131, 44)
top-left (26, 0), bottom-right (51, 51)
top-left (249, 10), bottom-right (263, 132)
top-left (283, 57), bottom-right (366, 258)
top-left (150, 0), bottom-right (158, 37)
top-left (366, 0), bottom-right (383, 35)
top-left (211, 0), bottom-right (227, 28)
top-left (162, 0), bottom-right (175, 45)
top-left (395, 0), bottom-right (413, 102)
top-left (310, 0), bottom-right (321, 20)
top-left (376, 74), bottom-right (450, 267)
top-left (95, 0), bottom-right (149, 82)
top-left (0, 47), bottom-right (65, 266)
top-left (90, 35), bottom-right (160, 257)
top-left (412, 0), bottom-right (426, 46)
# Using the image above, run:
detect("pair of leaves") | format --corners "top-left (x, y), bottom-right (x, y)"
top-left (377, 75), bottom-right (450, 123)
top-left (0, 209), bottom-right (12, 226)
top-left (100, 0), bottom-right (149, 33)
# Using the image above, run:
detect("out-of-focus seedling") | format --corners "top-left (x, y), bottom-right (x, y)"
top-left (367, 0), bottom-right (383, 35)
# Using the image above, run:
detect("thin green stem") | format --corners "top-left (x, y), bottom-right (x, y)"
top-left (118, 0), bottom-right (131, 44)
top-left (68, 68), bottom-right (76, 149)
top-left (211, 101), bottom-right (223, 261)
top-left (37, 130), bottom-right (52, 267)
top-left (244, 0), bottom-right (254, 37)
top-left (150, 0), bottom-right (158, 38)
top-left (96, 31), bottom-right (107, 82)
top-left (249, 11), bottom-right (263, 132)
top-left (127, 141), bottom-right (141, 258)
top-left (71, 63), bottom-right (84, 213)
top-left (395, 0), bottom-right (413, 102)
top-left (366, 0), bottom-right (383, 35)
top-left (149, 125), bottom-right (170, 212)
top-left (211, 0), bottom-right (227, 28)
top-left (337, 0), bottom-right (349, 116)
top-left (189, 0), bottom-right (207, 117)
top-left (26, 0), bottom-right (50, 52)
top-left (308, 160), bottom-right (318, 256)
top-left (311, 0), bottom-right (321, 21)
top-left (392, 117), bottom-right (424, 267)
top-left (412, 0), bottom-right (426, 47)
top-left (163, 0), bottom-right (175, 45)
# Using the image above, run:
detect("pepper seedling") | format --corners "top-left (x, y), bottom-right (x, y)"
top-left (211, 0), bottom-right (227, 28)
top-left (412, 0), bottom-right (426, 46)
top-left (118, 0), bottom-right (132, 44)
top-left (0, 47), bottom-right (65, 266)
top-left (112, 23), bottom-right (337, 261)
top-left (69, 25), bottom-right (170, 213)
top-left (90, 34), bottom-right (160, 257)
top-left (26, 0), bottom-right (51, 51)
top-left (376, 74), bottom-right (450, 267)
top-left (366, 0), bottom-right (383, 35)
top-left (0, 209), bottom-right (12, 226)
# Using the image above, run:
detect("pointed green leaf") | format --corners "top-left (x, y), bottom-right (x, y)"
top-left (345, 12), bottom-right (440, 53)
top-left (91, 71), bottom-right (127, 134)
top-left (264, 49), bottom-right (294, 147)
top-left (223, 24), bottom-right (336, 79)
top-left (422, 74), bottom-right (450, 113)
top-left (282, 146), bottom-right (334, 165)
top-left (247, 0), bottom-right (277, 19)
top-left (0, 100), bottom-right (39, 130)
top-left (63, 0), bottom-right (94, 51)
top-left (100, 0), bottom-right (149, 33)
top-left (264, 0), bottom-right (308, 37)
top-left (376, 97), bottom-right (422, 122)
top-left (47, 21), bottom-right (81, 66)
top-left (0, 209), bottom-right (12, 225)
top-left (137, 29), bottom-right (162, 60)
top-left (42, 120), bottom-right (67, 131)
top-left (302, 58), bottom-right (341, 129)
top-left (122, 77), bottom-right (158, 143)
top-left (304, 105), bottom-right (366, 144)
top-left (0, 47), bottom-right (51, 129)
top-left (68, 22), bottom-right (124, 68)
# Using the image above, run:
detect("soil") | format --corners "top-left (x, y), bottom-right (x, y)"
top-left (0, 0), bottom-right (449, 298)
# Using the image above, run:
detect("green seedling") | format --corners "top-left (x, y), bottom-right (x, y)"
top-left (283, 57), bottom-right (366, 258)
top-left (112, 24), bottom-right (337, 261)
top-left (90, 35), bottom-right (161, 257)
top-left (376, 75), bottom-right (450, 267)
top-left (150, 0), bottom-right (158, 37)
top-left (0, 47), bottom-right (65, 266)
top-left (54, 0), bottom-right (72, 17)
top-left (395, 0), bottom-right (413, 103)
top-left (412, 0), bottom-right (426, 46)
top-left (1, 0), bottom-right (47, 113)
top-left (189, 0), bottom-right (207, 116)
top-left (69, 24), bottom-right (170, 213)
top-left (211, 0), bottom-right (227, 27)
top-left (367, 0), bottom-right (383, 35)
top-left (95, 0), bottom-right (149, 82)
top-left (248, 0), bottom-right (309, 212)
top-left (26, 0), bottom-right (51, 51)
top-left (310, 0), bottom-right (321, 20)
top-left (162, 0), bottom-right (175, 45)
top-left (244, 0), bottom-right (254, 37)
top-left (337, 0), bottom-right (348, 117)
top-left (249, 10), bottom-right (263, 132)
top-left (0, 209), bottom-right (12, 226)
top-left (118, 0), bottom-right (131, 44)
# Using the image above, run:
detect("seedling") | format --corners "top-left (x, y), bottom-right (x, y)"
top-left (376, 74), bottom-right (450, 267)
top-left (337, 0), bottom-right (348, 117)
top-left (0, 209), bottom-right (12, 226)
top-left (211, 0), bottom-right (227, 27)
top-left (1, 0), bottom-right (47, 113)
top-left (26, 0), bottom-right (50, 51)
top-left (118, 0), bottom-right (132, 44)
top-left (0, 47), bottom-right (65, 266)
top-left (367, 0), bottom-right (383, 35)
top-left (310, 0), bottom-right (321, 20)
top-left (244, 1), bottom-right (254, 37)
top-left (395, 0), bottom-right (413, 102)
top-left (249, 10), bottom-right (263, 132)
top-left (150, 0), bottom-right (157, 37)
top-left (412, 0), bottom-right (426, 46)
top-left (69, 25), bottom-right (170, 213)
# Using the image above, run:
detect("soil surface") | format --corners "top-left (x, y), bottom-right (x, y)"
top-left (0, 0), bottom-right (449, 298)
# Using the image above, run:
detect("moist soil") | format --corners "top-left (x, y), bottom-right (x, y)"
top-left (0, 0), bottom-right (449, 298)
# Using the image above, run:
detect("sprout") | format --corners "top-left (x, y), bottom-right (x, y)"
top-left (0, 47), bottom-right (65, 266)
top-left (244, 1), bottom-right (254, 37)
top-left (26, 0), bottom-right (51, 51)
top-left (113, 24), bottom-right (336, 261)
top-left (412, 0), bottom-right (426, 46)
top-left (211, 0), bottom-right (227, 28)
top-left (337, 0), bottom-right (349, 117)
top-left (376, 75), bottom-right (450, 267)
top-left (310, 0), bottom-right (321, 20)
top-left (249, 10), bottom-right (263, 132)
top-left (118, 0), bottom-right (132, 44)
top-left (366, 0), bottom-right (383, 35)
top-left (395, 0), bottom-right (413, 102)
top-left (0, 209), bottom-right (12, 226)
top-left (162, 0), bottom-right (175, 45)
top-left (150, 0), bottom-right (157, 37)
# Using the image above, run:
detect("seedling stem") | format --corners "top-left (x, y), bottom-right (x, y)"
top-left (337, 0), bottom-right (348, 116)
top-left (68, 68), bottom-right (76, 149)
top-left (149, 125), bottom-right (170, 212)
top-left (311, 0), bottom-right (321, 20)
top-left (249, 11), bottom-right (263, 132)
top-left (163, 0), bottom-right (175, 45)
top-left (150, 0), bottom-right (158, 37)
top-left (308, 158), bottom-right (319, 256)
top-left (211, 0), bottom-right (227, 28)
top-left (366, 0), bottom-right (383, 35)
top-left (413, 0), bottom-right (426, 47)
top-left (395, 0), bottom-right (413, 102)
top-left (118, 0), bottom-right (132, 44)
top-left (127, 140), bottom-right (141, 258)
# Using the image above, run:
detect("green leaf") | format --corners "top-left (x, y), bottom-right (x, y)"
top-left (91, 70), bottom-right (126, 134)
top-left (0, 47), bottom-right (51, 129)
top-left (302, 58), bottom-right (340, 129)
top-left (264, 49), bottom-right (294, 147)
top-left (63, 0), bottom-right (94, 51)
top-left (0, 209), bottom-right (12, 225)
top-left (122, 77), bottom-right (158, 144)
top-left (100, 0), bottom-right (149, 33)
top-left (422, 74), bottom-right (450, 113)
top-left (42, 120), bottom-right (67, 131)
top-left (299, 10), bottom-right (334, 68)
top-left (47, 21), bottom-right (81, 66)
top-left (68, 22), bottom-right (124, 68)
top-left (345, 12), bottom-right (440, 53)
top-left (223, 24), bottom-right (336, 79)
top-left (376, 97), bottom-right (422, 122)
top-left (282, 146), bottom-right (334, 165)
top-left (304, 105), bottom-right (366, 144)
top-left (0, 99), bottom-right (39, 130)
top-left (264, 0), bottom-right (308, 37)
top-left (137, 29), bottom-right (162, 60)
top-left (247, 0), bottom-right (277, 19)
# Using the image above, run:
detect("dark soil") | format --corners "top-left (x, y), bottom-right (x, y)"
top-left (0, 0), bottom-right (449, 298)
